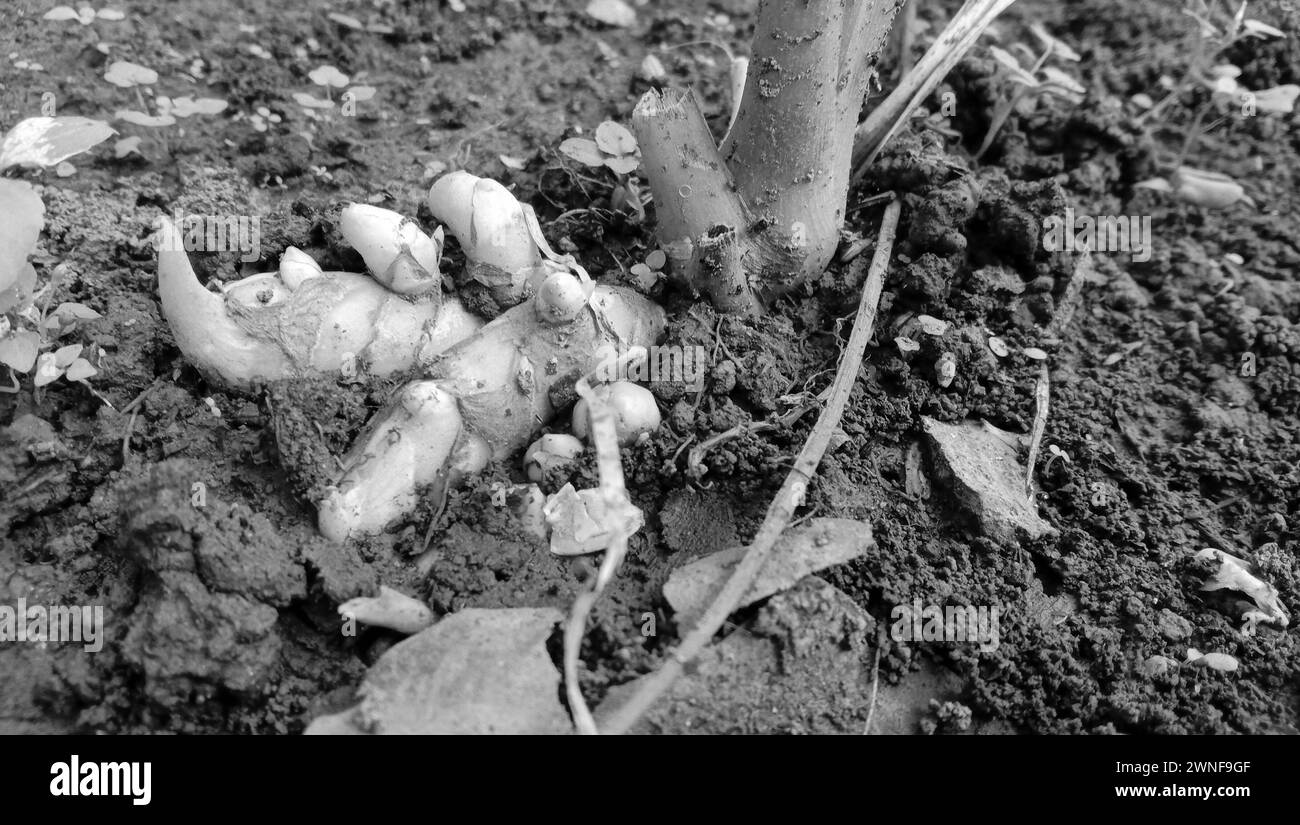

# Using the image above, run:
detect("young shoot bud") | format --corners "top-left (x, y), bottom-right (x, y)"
top-left (524, 433), bottom-right (585, 482)
top-left (278, 246), bottom-right (323, 290)
top-left (338, 203), bottom-right (442, 294)
top-left (534, 270), bottom-right (589, 324)
top-left (427, 171), bottom-right (543, 305)
top-left (571, 381), bottom-right (661, 446)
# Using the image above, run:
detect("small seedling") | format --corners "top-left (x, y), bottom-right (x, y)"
top-left (0, 265), bottom-right (106, 405)
top-left (0, 116), bottom-right (113, 315)
top-left (106, 61), bottom-right (226, 155)
top-left (559, 121), bottom-right (645, 220)
top-left (43, 5), bottom-right (125, 24)
top-left (293, 65), bottom-right (376, 116)
top-left (1131, 1), bottom-right (1291, 207)
top-left (975, 23), bottom-right (1084, 160)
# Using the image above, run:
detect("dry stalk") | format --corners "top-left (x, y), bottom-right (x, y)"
top-left (599, 199), bottom-right (902, 734)
top-left (564, 347), bottom-right (648, 735)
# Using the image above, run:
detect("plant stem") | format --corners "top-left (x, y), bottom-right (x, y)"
top-left (635, 0), bottom-right (902, 309)
top-left (1176, 102), bottom-right (1209, 166)
top-left (894, 0), bottom-right (920, 80)
top-left (598, 198), bottom-right (901, 734)
top-left (974, 44), bottom-right (1052, 162)
top-left (721, 0), bottom-right (900, 290)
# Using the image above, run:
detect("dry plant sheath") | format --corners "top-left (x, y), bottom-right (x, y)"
top-left (853, 0), bottom-right (1020, 177)
top-left (634, 0), bottom-right (904, 309)
top-left (600, 198), bottom-right (902, 734)
top-left (564, 348), bottom-right (648, 735)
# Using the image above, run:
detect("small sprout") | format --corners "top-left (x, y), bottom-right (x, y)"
top-left (572, 381), bottom-right (660, 446)
top-left (977, 26), bottom-right (1084, 159)
top-left (308, 65), bottom-right (349, 89)
top-left (560, 121), bottom-right (640, 175)
top-left (524, 433), bottom-right (585, 482)
top-left (104, 60), bottom-right (158, 87)
top-left (629, 248), bottom-right (667, 290)
top-left (46, 5), bottom-right (122, 24)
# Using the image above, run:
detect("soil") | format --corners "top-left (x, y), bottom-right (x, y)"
top-left (2, 0), bottom-right (1297, 734)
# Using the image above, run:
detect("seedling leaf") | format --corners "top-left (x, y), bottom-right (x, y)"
top-left (104, 61), bottom-right (158, 87)
top-left (0, 329), bottom-right (41, 372)
top-left (115, 110), bottom-right (176, 127)
top-left (559, 137), bottom-right (605, 167)
top-left (604, 155), bottom-right (640, 175)
top-left (595, 120), bottom-right (637, 156)
top-left (0, 180), bottom-right (45, 293)
top-left (65, 357), bottom-right (97, 381)
top-left (308, 65), bottom-right (350, 88)
top-left (0, 117), bottom-right (115, 170)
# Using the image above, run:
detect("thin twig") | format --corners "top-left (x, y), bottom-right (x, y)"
top-left (600, 199), bottom-right (902, 735)
top-left (122, 407), bottom-right (140, 465)
top-left (863, 624), bottom-right (886, 734)
top-left (564, 347), bottom-right (648, 735)
top-left (1024, 361), bottom-right (1050, 496)
top-left (120, 377), bottom-right (163, 416)
top-left (1044, 250), bottom-right (1093, 341)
